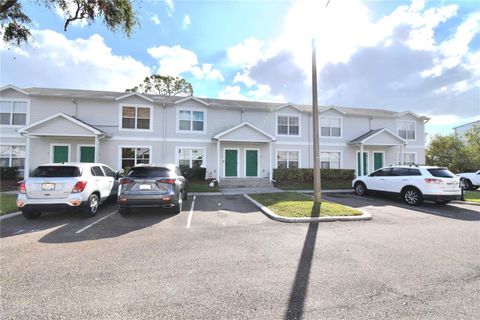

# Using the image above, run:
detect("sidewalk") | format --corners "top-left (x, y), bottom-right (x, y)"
top-left (191, 188), bottom-right (353, 196)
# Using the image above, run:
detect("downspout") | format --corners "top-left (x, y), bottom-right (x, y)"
top-left (308, 114), bottom-right (311, 168)
top-left (241, 107), bottom-right (244, 123)
top-left (71, 98), bottom-right (78, 117)
top-left (163, 103), bottom-right (167, 163)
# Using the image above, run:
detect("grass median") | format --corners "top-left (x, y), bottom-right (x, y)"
top-left (464, 191), bottom-right (480, 203)
top-left (0, 194), bottom-right (18, 215)
top-left (274, 180), bottom-right (351, 190)
top-left (249, 192), bottom-right (362, 218)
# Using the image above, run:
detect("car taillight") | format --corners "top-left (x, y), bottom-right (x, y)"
top-left (425, 178), bottom-right (443, 184)
top-left (158, 178), bottom-right (176, 184)
top-left (18, 181), bottom-right (26, 194)
top-left (119, 178), bottom-right (133, 185)
top-left (72, 181), bottom-right (88, 193)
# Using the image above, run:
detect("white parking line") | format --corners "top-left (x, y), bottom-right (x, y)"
top-left (186, 195), bottom-right (196, 229)
top-left (75, 211), bottom-right (117, 234)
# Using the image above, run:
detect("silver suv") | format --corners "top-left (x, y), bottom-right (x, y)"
top-left (17, 163), bottom-right (119, 219)
top-left (352, 165), bottom-right (461, 205)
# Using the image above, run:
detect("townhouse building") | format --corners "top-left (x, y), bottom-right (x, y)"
top-left (0, 85), bottom-right (429, 185)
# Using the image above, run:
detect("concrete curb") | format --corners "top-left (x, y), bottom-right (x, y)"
top-left (0, 211), bottom-right (21, 221)
top-left (453, 200), bottom-right (480, 206)
top-left (289, 189), bottom-right (353, 194)
top-left (243, 194), bottom-right (372, 223)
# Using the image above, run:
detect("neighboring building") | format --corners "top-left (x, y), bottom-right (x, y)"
top-left (453, 120), bottom-right (480, 139)
top-left (0, 85), bottom-right (429, 183)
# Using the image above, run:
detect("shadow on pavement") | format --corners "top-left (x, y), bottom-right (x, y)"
top-left (326, 193), bottom-right (480, 221)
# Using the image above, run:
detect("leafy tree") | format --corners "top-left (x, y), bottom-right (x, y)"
top-left (0, 0), bottom-right (138, 47)
top-left (426, 125), bottom-right (480, 172)
top-left (126, 75), bottom-right (194, 96)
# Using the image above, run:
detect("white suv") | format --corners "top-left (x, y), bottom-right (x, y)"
top-left (17, 163), bottom-right (119, 219)
top-left (352, 165), bottom-right (461, 205)
top-left (458, 170), bottom-right (480, 190)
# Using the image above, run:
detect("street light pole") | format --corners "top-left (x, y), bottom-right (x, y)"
top-left (312, 38), bottom-right (322, 205)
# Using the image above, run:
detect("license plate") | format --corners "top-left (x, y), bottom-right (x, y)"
top-left (42, 183), bottom-right (55, 191)
top-left (139, 184), bottom-right (151, 190)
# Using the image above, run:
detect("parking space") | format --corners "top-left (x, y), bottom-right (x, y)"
top-left (1, 193), bottom-right (479, 319)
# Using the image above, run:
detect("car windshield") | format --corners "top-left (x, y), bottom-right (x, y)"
top-left (126, 167), bottom-right (170, 178)
top-left (427, 168), bottom-right (455, 178)
top-left (31, 166), bottom-right (81, 177)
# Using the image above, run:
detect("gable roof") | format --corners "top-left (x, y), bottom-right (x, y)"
top-left (275, 104), bottom-right (303, 112)
top-left (174, 96), bottom-right (209, 106)
top-left (319, 106), bottom-right (346, 115)
top-left (18, 112), bottom-right (110, 137)
top-left (115, 92), bottom-right (154, 103)
top-left (213, 122), bottom-right (276, 141)
top-left (0, 85), bottom-right (29, 96)
top-left (348, 128), bottom-right (406, 145)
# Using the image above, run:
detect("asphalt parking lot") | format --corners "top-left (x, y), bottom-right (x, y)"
top-left (1, 193), bottom-right (479, 319)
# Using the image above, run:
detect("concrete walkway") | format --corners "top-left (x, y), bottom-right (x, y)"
top-left (191, 188), bottom-right (353, 196)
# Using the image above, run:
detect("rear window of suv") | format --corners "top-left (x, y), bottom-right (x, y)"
top-left (31, 166), bottom-right (81, 177)
top-left (427, 168), bottom-right (455, 178)
top-left (126, 167), bottom-right (170, 178)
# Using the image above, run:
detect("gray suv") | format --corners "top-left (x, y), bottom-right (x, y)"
top-left (117, 164), bottom-right (188, 215)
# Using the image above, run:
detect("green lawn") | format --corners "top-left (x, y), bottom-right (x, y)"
top-left (0, 194), bottom-right (18, 215)
top-left (188, 180), bottom-right (220, 192)
top-left (250, 192), bottom-right (362, 218)
top-left (464, 191), bottom-right (480, 203)
top-left (275, 180), bottom-right (352, 190)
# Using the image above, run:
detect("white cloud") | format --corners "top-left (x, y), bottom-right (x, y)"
top-left (0, 30), bottom-right (151, 91)
top-left (218, 84), bottom-right (283, 102)
top-left (147, 45), bottom-right (224, 81)
top-left (218, 85), bottom-right (248, 100)
top-left (165, 0), bottom-right (174, 17)
top-left (182, 15), bottom-right (191, 29)
top-left (227, 37), bottom-right (268, 68)
top-left (233, 71), bottom-right (256, 88)
top-left (151, 14), bottom-right (161, 25)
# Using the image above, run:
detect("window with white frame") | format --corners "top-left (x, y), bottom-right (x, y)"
top-left (0, 100), bottom-right (27, 126)
top-left (121, 106), bottom-right (151, 130)
top-left (0, 145), bottom-right (25, 167)
top-left (121, 147), bottom-right (150, 169)
top-left (177, 148), bottom-right (204, 169)
top-left (277, 115), bottom-right (300, 135)
top-left (277, 151), bottom-right (299, 169)
top-left (320, 117), bottom-right (341, 137)
top-left (320, 152), bottom-right (341, 169)
top-left (178, 110), bottom-right (205, 132)
top-left (398, 120), bottom-right (415, 140)
top-left (398, 152), bottom-right (416, 165)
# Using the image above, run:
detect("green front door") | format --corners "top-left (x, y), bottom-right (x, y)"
top-left (246, 150), bottom-right (258, 177)
top-left (53, 145), bottom-right (69, 163)
top-left (225, 149), bottom-right (238, 177)
top-left (357, 152), bottom-right (368, 176)
top-left (80, 146), bottom-right (95, 163)
top-left (373, 152), bottom-right (384, 171)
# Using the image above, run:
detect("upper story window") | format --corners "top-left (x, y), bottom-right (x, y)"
top-left (121, 105), bottom-right (152, 130)
top-left (398, 120), bottom-right (415, 140)
top-left (277, 115), bottom-right (300, 136)
top-left (178, 110), bottom-right (205, 132)
top-left (0, 100), bottom-right (27, 126)
top-left (320, 117), bottom-right (341, 137)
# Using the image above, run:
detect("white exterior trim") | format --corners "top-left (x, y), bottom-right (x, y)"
top-left (319, 106), bottom-right (346, 115)
top-left (77, 144), bottom-right (95, 162)
top-left (275, 113), bottom-right (302, 137)
top-left (115, 92), bottom-right (154, 103)
top-left (275, 149), bottom-right (302, 169)
top-left (275, 104), bottom-right (304, 113)
top-left (355, 150), bottom-right (369, 176)
top-left (118, 103), bottom-right (154, 132)
top-left (18, 112), bottom-right (103, 135)
top-left (117, 145), bottom-right (153, 170)
top-left (175, 96), bottom-right (209, 106)
top-left (223, 147), bottom-right (240, 178)
top-left (214, 122), bottom-right (276, 141)
top-left (244, 148), bottom-right (260, 178)
top-left (174, 146), bottom-right (207, 168)
top-left (0, 85), bottom-right (30, 96)
top-left (50, 144), bottom-right (71, 163)
top-left (359, 128), bottom-right (406, 145)
top-left (0, 97), bottom-right (31, 128)
top-left (176, 106), bottom-right (207, 134)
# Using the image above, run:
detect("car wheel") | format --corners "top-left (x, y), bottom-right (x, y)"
top-left (462, 179), bottom-right (473, 190)
top-left (83, 193), bottom-right (100, 217)
top-left (22, 209), bottom-right (42, 220)
top-left (354, 182), bottom-right (367, 196)
top-left (119, 207), bottom-right (130, 216)
top-left (172, 198), bottom-right (182, 214)
top-left (435, 200), bottom-right (451, 205)
top-left (402, 188), bottom-right (423, 205)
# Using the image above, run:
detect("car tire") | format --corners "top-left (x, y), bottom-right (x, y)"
top-left (354, 182), bottom-right (367, 196)
top-left (462, 179), bottom-right (473, 190)
top-left (22, 209), bottom-right (42, 220)
top-left (402, 187), bottom-right (423, 205)
top-left (119, 207), bottom-right (130, 216)
top-left (435, 200), bottom-right (451, 205)
top-left (172, 198), bottom-right (182, 214)
top-left (82, 193), bottom-right (100, 217)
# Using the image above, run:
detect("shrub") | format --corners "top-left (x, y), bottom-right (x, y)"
top-left (0, 167), bottom-right (19, 180)
top-left (273, 168), bottom-right (355, 182)
top-left (180, 167), bottom-right (206, 180)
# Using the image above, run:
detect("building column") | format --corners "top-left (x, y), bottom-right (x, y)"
top-left (359, 143), bottom-right (364, 176)
top-left (269, 141), bottom-right (273, 181)
top-left (400, 144), bottom-right (405, 164)
top-left (94, 136), bottom-right (100, 163)
top-left (216, 139), bottom-right (221, 183)
top-left (24, 134), bottom-right (31, 178)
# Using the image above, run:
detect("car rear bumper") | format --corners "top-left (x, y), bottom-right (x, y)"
top-left (117, 193), bottom-right (178, 209)
top-left (16, 193), bottom-right (85, 210)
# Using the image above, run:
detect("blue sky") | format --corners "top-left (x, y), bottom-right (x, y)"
top-left (1, 0), bottom-right (479, 138)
